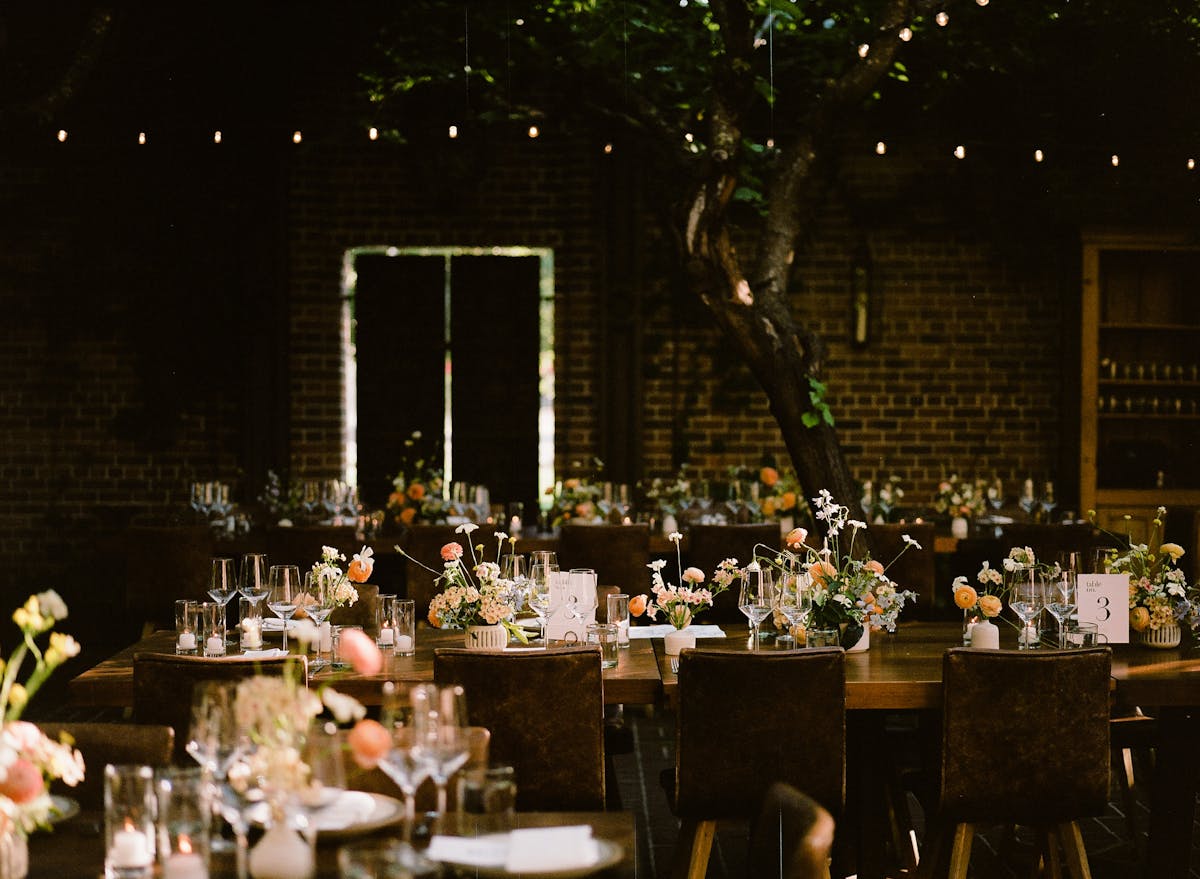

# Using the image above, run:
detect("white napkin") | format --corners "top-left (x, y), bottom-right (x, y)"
top-left (506, 825), bottom-right (598, 873)
top-left (236, 648), bottom-right (289, 659)
top-left (629, 624), bottom-right (726, 639)
top-left (309, 790), bottom-right (377, 831)
top-left (426, 833), bottom-right (509, 868)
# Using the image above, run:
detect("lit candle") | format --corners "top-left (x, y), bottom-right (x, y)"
top-left (395, 634), bottom-right (413, 652)
top-left (177, 632), bottom-right (196, 651)
top-left (378, 627), bottom-right (395, 647)
top-left (110, 823), bottom-right (152, 868)
top-left (240, 619), bottom-right (262, 650)
top-left (163, 836), bottom-right (207, 879)
top-left (205, 635), bottom-right (225, 656)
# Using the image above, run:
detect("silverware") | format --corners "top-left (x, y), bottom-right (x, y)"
top-left (669, 657), bottom-right (679, 674)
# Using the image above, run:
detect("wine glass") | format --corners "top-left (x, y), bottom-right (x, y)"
top-left (267, 564), bottom-right (301, 652)
top-left (377, 682), bottom-right (436, 843)
top-left (239, 553), bottom-right (269, 607)
top-left (776, 571), bottom-right (812, 644)
top-left (184, 681), bottom-right (242, 857)
top-left (418, 684), bottom-right (470, 824)
top-left (528, 561), bottom-right (556, 644)
top-left (209, 558), bottom-right (239, 642)
top-left (1008, 568), bottom-right (1045, 650)
top-left (500, 554), bottom-right (528, 618)
top-left (739, 564), bottom-right (775, 650)
top-left (1045, 567), bottom-right (1078, 648)
top-left (566, 569), bottom-right (598, 638)
top-left (302, 571), bottom-right (333, 671)
top-left (293, 720), bottom-right (347, 844)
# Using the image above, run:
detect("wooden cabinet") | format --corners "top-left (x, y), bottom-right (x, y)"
top-left (1080, 230), bottom-right (1200, 520)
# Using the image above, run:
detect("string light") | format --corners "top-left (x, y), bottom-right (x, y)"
top-left (857, 43), bottom-right (870, 58)
top-left (603, 142), bottom-right (613, 154)
top-left (137, 132), bottom-right (147, 145)
top-left (954, 145), bottom-right (966, 159)
top-left (875, 141), bottom-right (887, 155)
top-left (527, 125), bottom-right (539, 138)
top-left (449, 125), bottom-right (459, 139)
top-left (1111, 154), bottom-right (1120, 167)
top-left (899, 27), bottom-right (913, 41)
top-left (1034, 148), bottom-right (1044, 163)
top-left (976, 0), bottom-right (989, 6)
top-left (213, 130), bottom-right (222, 144)
top-left (1188, 158), bottom-right (1195, 170)
top-left (685, 132), bottom-right (694, 143)
top-left (766, 137), bottom-right (775, 149)
top-left (936, 11), bottom-right (949, 26)
top-left (57, 129), bottom-right (67, 142)
top-left (368, 127), bottom-right (379, 141)
top-left (292, 131), bottom-right (302, 144)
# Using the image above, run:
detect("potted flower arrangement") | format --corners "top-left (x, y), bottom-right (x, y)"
top-left (386, 431), bottom-right (448, 529)
top-left (400, 524), bottom-right (528, 648)
top-left (0, 591), bottom-right (86, 879)
top-left (859, 476), bottom-right (905, 524)
top-left (782, 490), bottom-right (919, 651)
top-left (952, 561), bottom-right (1005, 648)
top-left (757, 462), bottom-right (806, 533)
top-left (642, 467), bottom-right (695, 535)
top-left (1098, 507), bottom-right (1197, 648)
top-left (629, 531), bottom-right (740, 655)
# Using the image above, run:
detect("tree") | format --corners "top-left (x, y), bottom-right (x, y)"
top-left (363, 0), bottom-right (1200, 523)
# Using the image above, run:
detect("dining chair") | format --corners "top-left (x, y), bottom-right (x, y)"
top-left (131, 652), bottom-right (305, 763)
top-left (403, 524), bottom-right (497, 619)
top-left (684, 523), bottom-right (780, 623)
top-left (667, 647), bottom-right (845, 879)
top-left (917, 647), bottom-right (1111, 879)
top-left (747, 781), bottom-right (837, 879)
top-left (36, 722), bottom-right (175, 810)
top-left (558, 523), bottom-right (651, 599)
top-left (868, 522), bottom-right (937, 620)
top-left (433, 645), bottom-right (606, 811)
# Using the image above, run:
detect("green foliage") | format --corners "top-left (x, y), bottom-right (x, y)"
top-left (802, 376), bottom-right (835, 429)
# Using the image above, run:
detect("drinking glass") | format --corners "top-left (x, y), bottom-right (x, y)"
top-left (566, 569), bottom-right (598, 637)
top-left (377, 683), bottom-right (435, 843)
top-left (738, 564), bottom-right (775, 650)
top-left (183, 681), bottom-right (241, 858)
top-left (302, 571), bottom-right (333, 671)
top-left (529, 550), bottom-right (558, 572)
top-left (419, 685), bottom-right (470, 823)
top-left (209, 557), bottom-right (238, 642)
top-left (776, 571), bottom-right (812, 643)
top-left (528, 562), bottom-right (556, 644)
top-left (1045, 567), bottom-right (1078, 647)
top-left (238, 553), bottom-right (269, 607)
top-left (1008, 568), bottom-right (1045, 649)
top-left (267, 564), bottom-right (301, 652)
top-left (294, 721), bottom-right (347, 844)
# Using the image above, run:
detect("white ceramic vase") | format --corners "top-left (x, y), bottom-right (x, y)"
top-left (465, 624), bottom-right (508, 649)
top-left (664, 627), bottom-right (696, 656)
top-left (249, 821), bottom-right (314, 879)
top-left (951, 516), bottom-right (970, 539)
top-left (0, 830), bottom-right (28, 879)
top-left (1138, 621), bottom-right (1182, 649)
top-left (970, 620), bottom-right (1000, 649)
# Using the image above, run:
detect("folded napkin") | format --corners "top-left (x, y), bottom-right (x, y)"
top-left (427, 825), bottom-right (600, 873)
top-left (629, 624), bottom-right (726, 640)
top-left (426, 833), bottom-right (509, 868)
top-left (236, 648), bottom-right (289, 659)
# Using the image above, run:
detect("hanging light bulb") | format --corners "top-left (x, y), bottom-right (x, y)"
top-left (936, 11), bottom-right (949, 26)
top-left (213, 130), bottom-right (223, 144)
top-left (292, 131), bottom-right (303, 144)
top-left (1034, 148), bottom-right (1044, 163)
top-left (1111, 154), bottom-right (1120, 167)
top-left (603, 143), bottom-right (613, 154)
top-left (976, 0), bottom-right (989, 6)
top-left (368, 127), bottom-right (379, 141)
top-left (138, 132), bottom-right (147, 145)
top-left (528, 125), bottom-right (539, 138)
top-left (449, 125), bottom-right (459, 139)
top-left (899, 27), bottom-right (913, 41)
top-left (56, 129), bottom-right (68, 142)
top-left (875, 141), bottom-right (887, 155)
top-left (1188, 158), bottom-right (1196, 170)
top-left (954, 145), bottom-right (966, 159)
top-left (766, 138), bottom-right (775, 149)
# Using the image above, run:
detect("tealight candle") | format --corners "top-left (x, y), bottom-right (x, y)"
top-left (163, 836), bottom-right (207, 879)
top-left (110, 826), bottom-right (152, 869)
top-left (205, 635), bottom-right (225, 656)
top-left (240, 619), bottom-right (262, 649)
top-left (378, 627), bottom-right (395, 647)
top-left (176, 632), bottom-right (196, 651)
top-left (395, 634), bottom-right (413, 652)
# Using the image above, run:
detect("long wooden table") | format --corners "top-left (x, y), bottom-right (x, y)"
top-left (29, 809), bottom-right (636, 879)
top-left (67, 624), bottom-right (664, 708)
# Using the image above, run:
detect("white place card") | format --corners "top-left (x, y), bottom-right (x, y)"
top-left (544, 570), bottom-right (597, 642)
top-left (1076, 573), bottom-right (1129, 644)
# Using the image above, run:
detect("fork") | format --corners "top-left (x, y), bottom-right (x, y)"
top-left (669, 656), bottom-right (679, 674)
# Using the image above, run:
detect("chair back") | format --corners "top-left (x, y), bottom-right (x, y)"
top-left (36, 722), bottom-right (175, 810)
top-left (747, 781), bottom-right (836, 879)
top-left (940, 647), bottom-right (1111, 823)
top-left (402, 525), bottom-right (497, 618)
top-left (868, 522), bottom-right (936, 620)
top-left (433, 646), bottom-right (605, 811)
top-left (329, 582), bottom-right (381, 637)
top-left (132, 652), bottom-right (304, 763)
top-left (685, 523), bottom-right (780, 622)
top-left (675, 648), bottom-right (845, 819)
top-left (558, 524), bottom-right (650, 599)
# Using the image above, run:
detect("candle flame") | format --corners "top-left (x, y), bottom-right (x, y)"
top-left (179, 835), bottom-right (192, 855)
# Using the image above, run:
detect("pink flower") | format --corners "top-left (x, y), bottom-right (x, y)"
top-left (0, 759), bottom-right (44, 804)
top-left (785, 528), bottom-right (808, 549)
top-left (440, 542), bottom-right (464, 562)
top-left (681, 567), bottom-right (705, 585)
top-left (337, 627), bottom-right (383, 675)
top-left (346, 719), bottom-right (391, 769)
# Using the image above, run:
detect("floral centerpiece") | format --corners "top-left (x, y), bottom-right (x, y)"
top-left (1098, 507), bottom-right (1198, 643)
top-left (859, 476), bottom-right (904, 524)
top-left (386, 431), bottom-right (448, 529)
top-left (630, 532), bottom-right (739, 631)
top-left (642, 467), bottom-right (695, 525)
top-left (258, 470), bottom-right (304, 526)
top-left (0, 591), bottom-right (85, 847)
top-left (933, 474), bottom-right (988, 521)
top-left (399, 524), bottom-right (528, 643)
top-left (782, 490), bottom-right (918, 649)
top-left (952, 561), bottom-right (1006, 645)
top-left (758, 463), bottom-right (805, 526)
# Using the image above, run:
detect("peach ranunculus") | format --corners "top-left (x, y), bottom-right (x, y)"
top-left (440, 542), bottom-right (464, 562)
top-left (760, 467), bottom-right (780, 487)
top-left (388, 491), bottom-right (406, 507)
top-left (779, 491), bottom-right (797, 511)
top-left (628, 594), bottom-right (648, 617)
top-left (681, 567), bottom-right (706, 585)
top-left (864, 559), bottom-right (885, 576)
top-left (336, 627), bottom-right (383, 675)
top-left (1129, 606), bottom-right (1151, 632)
top-left (563, 478), bottom-right (581, 490)
top-left (762, 497), bottom-right (777, 517)
top-left (399, 507), bottom-right (417, 525)
top-left (347, 546), bottom-right (375, 583)
top-left (808, 559), bottom-right (838, 586)
top-left (427, 605), bottom-right (441, 626)
top-left (0, 759), bottom-right (44, 805)
top-left (574, 501), bottom-right (595, 519)
top-left (347, 719), bottom-right (392, 769)
top-left (978, 594), bottom-right (1003, 618)
top-left (953, 584), bottom-right (979, 610)
top-left (785, 527), bottom-right (808, 549)
top-left (1160, 542), bottom-right (1186, 562)
top-left (406, 482), bottom-right (426, 501)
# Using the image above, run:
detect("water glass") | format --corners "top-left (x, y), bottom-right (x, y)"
top-left (332, 625), bottom-right (364, 671)
top-left (156, 767), bottom-right (210, 878)
top-left (175, 600), bottom-right (200, 655)
top-left (377, 594), bottom-right (399, 648)
top-left (459, 764), bottom-right (517, 834)
top-left (394, 599), bottom-right (416, 656)
top-left (806, 627), bottom-right (839, 648)
top-left (606, 593), bottom-right (630, 647)
top-left (1063, 620), bottom-right (1108, 648)
top-left (199, 602), bottom-right (226, 657)
top-left (586, 622), bottom-right (619, 668)
top-left (105, 764), bottom-right (157, 879)
top-left (238, 596), bottom-right (263, 651)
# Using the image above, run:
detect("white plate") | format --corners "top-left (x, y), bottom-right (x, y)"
top-left (247, 791), bottom-right (403, 839)
top-left (435, 838), bottom-right (624, 878)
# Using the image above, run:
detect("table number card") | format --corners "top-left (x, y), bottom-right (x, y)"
top-left (1076, 573), bottom-right (1129, 644)
top-left (545, 570), bottom-right (597, 642)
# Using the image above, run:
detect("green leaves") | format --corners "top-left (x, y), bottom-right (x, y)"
top-left (802, 376), bottom-right (835, 429)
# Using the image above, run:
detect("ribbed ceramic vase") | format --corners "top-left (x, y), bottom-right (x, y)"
top-left (465, 624), bottom-right (508, 649)
top-left (1138, 622), bottom-right (1181, 649)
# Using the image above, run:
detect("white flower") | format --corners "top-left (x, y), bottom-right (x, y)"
top-left (35, 590), bottom-right (67, 621)
top-left (456, 523), bottom-right (480, 535)
top-left (352, 546), bottom-right (374, 564)
top-left (901, 534), bottom-right (921, 550)
top-left (668, 531), bottom-right (683, 543)
top-left (321, 688), bottom-right (366, 724)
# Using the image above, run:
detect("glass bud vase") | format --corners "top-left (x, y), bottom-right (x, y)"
top-left (962, 609), bottom-right (981, 645)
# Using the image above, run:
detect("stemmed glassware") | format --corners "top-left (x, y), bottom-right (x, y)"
top-left (377, 682), bottom-right (435, 843)
top-left (238, 553), bottom-right (269, 607)
top-left (1008, 568), bottom-right (1045, 650)
top-left (209, 558), bottom-right (239, 642)
top-left (500, 554), bottom-right (528, 615)
top-left (418, 684), bottom-right (471, 823)
top-left (1047, 556), bottom-right (1079, 647)
top-left (184, 682), bottom-right (244, 863)
top-left (566, 569), bottom-right (598, 638)
top-left (776, 571), bottom-right (812, 645)
top-left (267, 564), bottom-right (301, 652)
top-left (739, 563), bottom-right (776, 650)
top-left (528, 561), bottom-right (556, 644)
top-left (293, 720), bottom-right (347, 843)
top-left (302, 571), bottom-right (334, 671)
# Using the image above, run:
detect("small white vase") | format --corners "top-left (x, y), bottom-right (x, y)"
top-left (846, 626), bottom-right (870, 653)
top-left (971, 620), bottom-right (1000, 649)
top-left (249, 821), bottom-right (314, 879)
top-left (661, 514), bottom-right (679, 537)
top-left (1138, 621), bottom-right (1182, 649)
top-left (664, 627), bottom-right (696, 656)
top-left (951, 516), bottom-right (970, 539)
top-left (465, 624), bottom-right (508, 649)
top-left (0, 830), bottom-right (28, 879)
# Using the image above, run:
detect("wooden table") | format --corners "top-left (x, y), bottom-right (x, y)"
top-left (67, 625), bottom-right (664, 709)
top-left (28, 809), bottom-right (636, 879)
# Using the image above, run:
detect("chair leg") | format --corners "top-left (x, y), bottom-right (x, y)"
top-left (670, 819), bottom-right (716, 879)
top-left (947, 823), bottom-right (975, 879)
top-left (1036, 826), bottom-right (1063, 879)
top-left (915, 815), bottom-right (951, 879)
top-left (1052, 821), bottom-right (1093, 879)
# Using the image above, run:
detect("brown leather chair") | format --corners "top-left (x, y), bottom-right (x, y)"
top-left (433, 645), bottom-right (605, 812)
top-left (868, 522), bottom-right (937, 620)
top-left (748, 781), bottom-right (837, 879)
top-left (668, 648), bottom-right (845, 879)
top-left (684, 523), bottom-right (780, 623)
top-left (558, 523), bottom-right (651, 599)
top-left (402, 525), bottom-right (497, 619)
top-left (132, 652), bottom-right (304, 763)
top-left (918, 647), bottom-right (1111, 879)
top-left (37, 722), bottom-right (175, 810)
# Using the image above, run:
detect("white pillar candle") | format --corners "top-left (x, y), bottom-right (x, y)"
top-left (177, 632), bottom-right (196, 651)
top-left (205, 635), bottom-right (225, 656)
top-left (109, 827), bottom-right (152, 868)
top-left (163, 852), bottom-right (207, 879)
top-left (395, 634), bottom-right (413, 652)
top-left (318, 621), bottom-right (333, 653)
top-left (378, 627), bottom-right (394, 646)
top-left (240, 619), bottom-right (262, 650)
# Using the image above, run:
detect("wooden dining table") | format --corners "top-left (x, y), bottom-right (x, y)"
top-left (28, 808), bottom-right (637, 879)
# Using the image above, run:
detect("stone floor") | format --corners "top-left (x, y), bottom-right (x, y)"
top-left (610, 705), bottom-right (1189, 879)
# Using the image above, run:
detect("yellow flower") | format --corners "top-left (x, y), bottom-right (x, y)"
top-left (978, 594), bottom-right (1003, 618)
top-left (1129, 606), bottom-right (1151, 632)
top-left (1160, 542), bottom-right (1185, 562)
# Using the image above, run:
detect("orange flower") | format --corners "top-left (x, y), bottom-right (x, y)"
top-left (628, 595), bottom-right (648, 617)
top-left (978, 594), bottom-right (1003, 618)
top-left (406, 482), bottom-right (426, 501)
top-left (337, 627), bottom-right (383, 675)
top-left (0, 759), bottom-right (43, 804)
top-left (779, 491), bottom-right (797, 511)
top-left (864, 559), bottom-right (885, 575)
top-left (1130, 606), bottom-right (1151, 632)
top-left (427, 606), bottom-right (441, 626)
top-left (347, 560), bottom-right (373, 583)
top-left (808, 559), bottom-right (838, 586)
top-left (399, 507), bottom-right (416, 525)
top-left (760, 467), bottom-right (780, 487)
top-left (785, 527), bottom-right (808, 549)
top-left (762, 497), bottom-right (778, 517)
top-left (347, 719), bottom-right (391, 769)
top-left (564, 478), bottom-right (581, 490)
top-left (388, 491), bottom-right (405, 507)
top-left (440, 542), bottom-right (464, 561)
top-left (953, 584), bottom-right (979, 610)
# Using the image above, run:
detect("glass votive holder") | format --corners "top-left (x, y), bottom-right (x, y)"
top-left (376, 594), bottom-right (398, 649)
top-left (332, 625), bottom-right (364, 671)
top-left (337, 838), bottom-right (438, 879)
top-left (174, 600), bottom-right (199, 656)
top-left (586, 622), bottom-right (619, 669)
top-left (806, 627), bottom-right (840, 649)
top-left (606, 593), bottom-right (630, 648)
top-left (238, 596), bottom-right (264, 651)
top-left (393, 599), bottom-right (415, 657)
top-left (459, 764), bottom-right (517, 821)
top-left (156, 767), bottom-right (210, 879)
top-left (105, 764), bottom-right (157, 879)
top-left (199, 602), bottom-right (226, 657)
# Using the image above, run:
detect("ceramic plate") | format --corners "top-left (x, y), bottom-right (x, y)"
top-left (247, 791), bottom-right (403, 839)
top-left (437, 839), bottom-right (624, 878)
